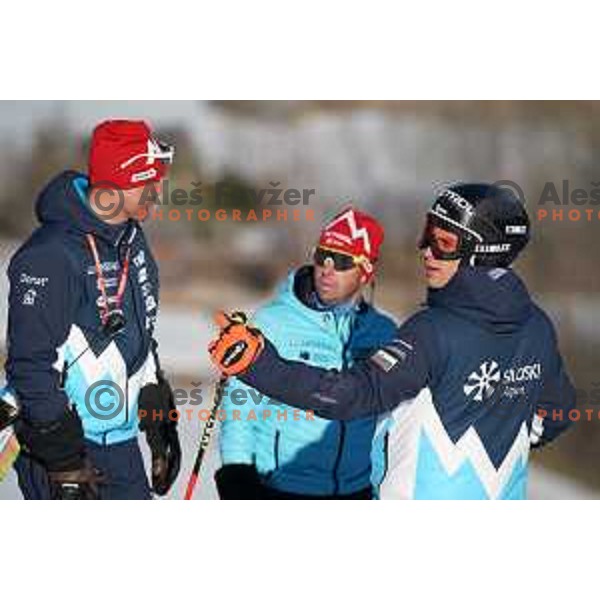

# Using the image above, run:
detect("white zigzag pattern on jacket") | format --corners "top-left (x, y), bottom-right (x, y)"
top-left (53, 324), bottom-right (126, 384)
top-left (418, 392), bottom-right (531, 498)
top-left (52, 324), bottom-right (157, 400)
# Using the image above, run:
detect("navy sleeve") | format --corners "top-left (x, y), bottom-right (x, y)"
top-left (240, 314), bottom-right (436, 421)
top-left (5, 243), bottom-right (81, 422)
top-left (531, 321), bottom-right (576, 447)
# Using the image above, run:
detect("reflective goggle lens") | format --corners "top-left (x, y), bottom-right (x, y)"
top-left (419, 220), bottom-right (463, 260)
top-left (156, 141), bottom-right (175, 164)
top-left (314, 247), bottom-right (358, 271)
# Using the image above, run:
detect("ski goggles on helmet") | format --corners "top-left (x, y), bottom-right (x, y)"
top-left (119, 139), bottom-right (175, 170)
top-left (313, 246), bottom-right (363, 271)
top-left (418, 213), bottom-right (480, 261)
top-left (153, 140), bottom-right (175, 165)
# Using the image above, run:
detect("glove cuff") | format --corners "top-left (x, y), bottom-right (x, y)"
top-left (15, 407), bottom-right (85, 472)
top-left (215, 464), bottom-right (265, 500)
top-left (139, 376), bottom-right (177, 434)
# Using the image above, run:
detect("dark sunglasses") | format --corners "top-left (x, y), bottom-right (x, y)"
top-left (313, 246), bottom-right (359, 271)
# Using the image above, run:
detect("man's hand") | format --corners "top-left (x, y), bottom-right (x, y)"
top-left (208, 311), bottom-right (264, 377)
top-left (48, 460), bottom-right (107, 500)
top-left (15, 406), bottom-right (86, 472)
top-left (139, 372), bottom-right (182, 496)
top-left (146, 422), bottom-right (181, 496)
top-left (15, 406), bottom-right (106, 499)
top-left (214, 464), bottom-right (265, 500)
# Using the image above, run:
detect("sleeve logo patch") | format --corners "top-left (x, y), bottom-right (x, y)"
top-left (22, 289), bottom-right (38, 306)
top-left (370, 349), bottom-right (399, 372)
top-left (19, 273), bottom-right (49, 287)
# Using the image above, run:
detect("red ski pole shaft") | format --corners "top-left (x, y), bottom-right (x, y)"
top-left (184, 375), bottom-right (227, 500)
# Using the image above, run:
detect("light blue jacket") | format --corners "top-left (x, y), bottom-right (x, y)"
top-left (219, 267), bottom-right (397, 496)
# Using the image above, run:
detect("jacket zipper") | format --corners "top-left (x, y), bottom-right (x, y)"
top-left (264, 431), bottom-right (281, 485)
top-left (126, 235), bottom-right (151, 376)
top-left (332, 331), bottom-right (351, 496)
top-left (332, 421), bottom-right (346, 495)
top-left (114, 233), bottom-right (143, 427)
top-left (126, 241), bottom-right (146, 350)
top-left (273, 431), bottom-right (280, 471)
top-left (382, 432), bottom-right (390, 482)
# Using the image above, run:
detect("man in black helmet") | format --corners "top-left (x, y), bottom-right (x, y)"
top-left (208, 183), bottom-right (577, 499)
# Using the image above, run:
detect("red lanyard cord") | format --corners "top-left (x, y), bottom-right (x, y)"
top-left (85, 233), bottom-right (131, 324)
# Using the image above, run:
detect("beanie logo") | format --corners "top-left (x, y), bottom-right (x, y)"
top-left (131, 168), bottom-right (158, 183)
top-left (325, 209), bottom-right (372, 254)
top-left (120, 139), bottom-right (174, 171)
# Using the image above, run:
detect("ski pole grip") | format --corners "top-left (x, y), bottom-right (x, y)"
top-left (213, 310), bottom-right (248, 328)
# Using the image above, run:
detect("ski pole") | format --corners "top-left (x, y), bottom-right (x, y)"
top-left (184, 310), bottom-right (248, 500)
top-left (184, 374), bottom-right (228, 500)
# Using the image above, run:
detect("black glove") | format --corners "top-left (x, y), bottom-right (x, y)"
top-left (139, 372), bottom-right (182, 496)
top-left (15, 406), bottom-right (86, 472)
top-left (15, 406), bottom-right (106, 500)
top-left (47, 459), bottom-right (107, 500)
top-left (215, 464), bottom-right (265, 499)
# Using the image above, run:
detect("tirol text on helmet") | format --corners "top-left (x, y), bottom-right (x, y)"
top-left (419, 183), bottom-right (531, 267)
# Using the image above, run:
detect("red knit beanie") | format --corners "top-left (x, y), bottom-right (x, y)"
top-left (318, 207), bottom-right (385, 280)
top-left (89, 120), bottom-right (173, 189)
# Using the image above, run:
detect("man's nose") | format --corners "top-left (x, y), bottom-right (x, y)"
top-left (322, 258), bottom-right (336, 275)
top-left (422, 246), bottom-right (434, 260)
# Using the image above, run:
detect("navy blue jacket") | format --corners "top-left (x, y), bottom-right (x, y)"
top-left (241, 267), bottom-right (576, 499)
top-left (5, 171), bottom-right (160, 445)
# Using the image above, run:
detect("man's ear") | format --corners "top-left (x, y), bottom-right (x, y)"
top-left (360, 273), bottom-right (369, 285)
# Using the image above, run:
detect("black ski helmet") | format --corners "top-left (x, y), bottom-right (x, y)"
top-left (419, 183), bottom-right (530, 267)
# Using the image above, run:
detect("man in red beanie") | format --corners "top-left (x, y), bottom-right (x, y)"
top-left (4, 120), bottom-right (181, 499)
top-left (216, 207), bottom-right (397, 499)
top-left (88, 120), bottom-right (173, 223)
